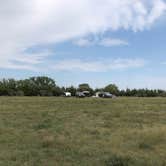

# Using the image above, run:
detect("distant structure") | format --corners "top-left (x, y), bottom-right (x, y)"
top-left (64, 92), bottom-right (72, 97)
top-left (82, 91), bottom-right (90, 97)
top-left (75, 92), bottom-right (85, 98)
top-left (95, 92), bottom-right (113, 98)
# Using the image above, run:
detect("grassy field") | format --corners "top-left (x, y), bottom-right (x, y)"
top-left (0, 97), bottom-right (166, 166)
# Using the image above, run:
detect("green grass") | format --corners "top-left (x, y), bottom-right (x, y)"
top-left (0, 97), bottom-right (166, 166)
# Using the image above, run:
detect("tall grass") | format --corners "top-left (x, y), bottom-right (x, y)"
top-left (0, 97), bottom-right (165, 165)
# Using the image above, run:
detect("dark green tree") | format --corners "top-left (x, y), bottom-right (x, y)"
top-left (104, 84), bottom-right (119, 95)
top-left (66, 86), bottom-right (77, 96)
top-left (78, 83), bottom-right (94, 95)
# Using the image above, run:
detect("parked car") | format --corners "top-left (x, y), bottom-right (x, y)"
top-left (102, 92), bottom-right (113, 98)
top-left (76, 92), bottom-right (85, 98)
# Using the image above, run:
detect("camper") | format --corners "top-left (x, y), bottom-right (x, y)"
top-left (64, 92), bottom-right (72, 97)
top-left (76, 92), bottom-right (85, 98)
top-left (95, 92), bottom-right (113, 98)
top-left (82, 91), bottom-right (90, 97)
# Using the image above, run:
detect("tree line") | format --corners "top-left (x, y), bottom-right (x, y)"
top-left (0, 76), bottom-right (166, 97)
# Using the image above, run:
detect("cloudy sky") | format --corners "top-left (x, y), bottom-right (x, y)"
top-left (1, 0), bottom-right (166, 89)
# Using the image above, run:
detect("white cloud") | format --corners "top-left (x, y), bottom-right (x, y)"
top-left (0, 0), bottom-right (165, 70)
top-left (99, 38), bottom-right (129, 47)
top-left (74, 37), bottom-right (129, 47)
top-left (0, 49), bottom-right (52, 70)
top-left (73, 38), bottom-right (94, 47)
top-left (52, 58), bottom-right (146, 72)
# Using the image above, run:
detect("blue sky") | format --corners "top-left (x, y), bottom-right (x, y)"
top-left (1, 0), bottom-right (166, 89)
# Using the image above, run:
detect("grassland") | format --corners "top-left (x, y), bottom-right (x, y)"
top-left (0, 97), bottom-right (166, 166)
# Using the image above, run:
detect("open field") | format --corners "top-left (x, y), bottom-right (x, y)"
top-left (0, 97), bottom-right (166, 166)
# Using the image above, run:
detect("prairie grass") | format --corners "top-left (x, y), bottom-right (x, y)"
top-left (0, 97), bottom-right (166, 166)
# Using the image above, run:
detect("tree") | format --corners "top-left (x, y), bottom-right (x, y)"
top-left (17, 76), bottom-right (57, 96)
top-left (17, 79), bottom-right (37, 96)
top-left (78, 83), bottom-right (94, 95)
top-left (52, 86), bottom-right (63, 96)
top-left (0, 76), bottom-right (166, 97)
top-left (0, 79), bottom-right (17, 96)
top-left (104, 84), bottom-right (119, 95)
top-left (66, 86), bottom-right (77, 96)
top-left (78, 83), bottom-right (90, 91)
top-left (29, 76), bottom-right (56, 96)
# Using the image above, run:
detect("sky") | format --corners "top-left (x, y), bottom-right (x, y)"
top-left (1, 0), bottom-right (166, 89)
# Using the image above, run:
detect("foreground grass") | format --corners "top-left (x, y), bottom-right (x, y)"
top-left (0, 97), bottom-right (166, 166)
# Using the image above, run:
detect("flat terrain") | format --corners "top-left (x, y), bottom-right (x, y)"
top-left (0, 97), bottom-right (166, 166)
